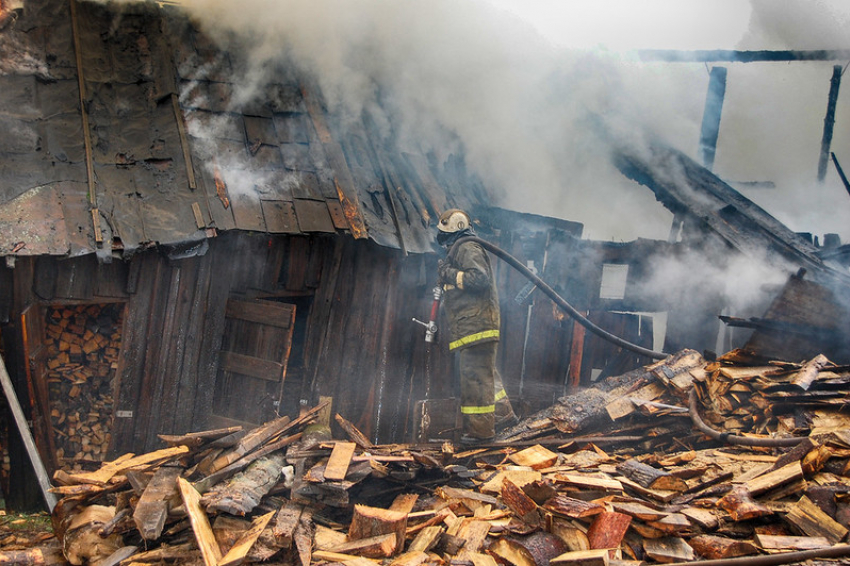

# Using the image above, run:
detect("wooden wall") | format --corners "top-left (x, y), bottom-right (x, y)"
top-left (2, 228), bottom-right (685, 462)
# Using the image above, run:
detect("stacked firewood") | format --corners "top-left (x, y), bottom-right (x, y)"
top-left (44, 304), bottom-right (122, 468)
top-left (24, 350), bottom-right (850, 566)
top-left (692, 350), bottom-right (850, 438)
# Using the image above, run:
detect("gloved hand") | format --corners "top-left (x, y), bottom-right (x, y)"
top-left (438, 259), bottom-right (459, 285)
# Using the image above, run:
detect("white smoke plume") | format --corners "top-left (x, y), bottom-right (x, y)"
top-left (85, 0), bottom-right (850, 350)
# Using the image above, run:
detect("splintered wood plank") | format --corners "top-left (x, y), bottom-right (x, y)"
top-left (680, 507), bottom-right (719, 530)
top-left (553, 474), bottom-right (623, 492)
top-left (785, 495), bottom-right (849, 543)
top-left (69, 447), bottom-right (189, 486)
top-left (754, 533), bottom-right (832, 550)
top-left (502, 478), bottom-right (541, 527)
top-left (609, 501), bottom-right (666, 522)
top-left (219, 511), bottom-right (275, 566)
top-left (616, 460), bottom-right (687, 492)
top-left (407, 525), bottom-right (444, 553)
top-left (330, 534), bottom-right (397, 558)
top-left (294, 506), bottom-right (314, 566)
top-left (717, 487), bottom-right (773, 522)
top-left (312, 550), bottom-right (379, 564)
top-left (389, 493), bottom-right (419, 514)
top-left (586, 512), bottom-right (631, 553)
top-left (688, 535), bottom-right (758, 559)
top-left (550, 549), bottom-right (611, 566)
top-left (489, 532), bottom-right (568, 566)
top-left (480, 470), bottom-right (542, 494)
top-left (314, 524), bottom-right (348, 551)
top-left (324, 442), bottom-right (357, 481)
top-left (388, 550), bottom-right (430, 566)
top-left (508, 445), bottom-right (558, 470)
top-left (643, 537), bottom-right (694, 563)
top-left (606, 382), bottom-right (666, 420)
top-left (335, 413), bottom-right (375, 449)
top-left (457, 519), bottom-right (491, 553)
top-left (177, 477), bottom-right (222, 566)
top-left (544, 495), bottom-right (605, 519)
top-left (273, 501), bottom-right (305, 547)
top-left (133, 465), bottom-right (182, 540)
top-left (461, 551), bottom-right (500, 566)
top-left (744, 461), bottom-right (804, 496)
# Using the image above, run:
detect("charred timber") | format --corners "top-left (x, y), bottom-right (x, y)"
top-left (637, 49), bottom-right (850, 62)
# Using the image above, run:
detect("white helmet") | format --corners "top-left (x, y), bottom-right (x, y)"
top-left (437, 209), bottom-right (471, 233)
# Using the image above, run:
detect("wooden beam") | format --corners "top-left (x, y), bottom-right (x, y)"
top-left (0, 355), bottom-right (57, 511)
top-left (177, 477), bottom-right (222, 566)
top-left (818, 66), bottom-right (843, 182)
top-left (638, 49), bottom-right (850, 63)
top-left (698, 66), bottom-right (727, 171)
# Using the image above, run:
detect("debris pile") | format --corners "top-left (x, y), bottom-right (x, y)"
top-left (45, 304), bottom-right (122, 467)
top-left (14, 349), bottom-right (850, 565)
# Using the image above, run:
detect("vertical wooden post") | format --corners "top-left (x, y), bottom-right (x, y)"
top-left (566, 320), bottom-right (586, 390)
top-left (818, 65), bottom-right (843, 182)
top-left (699, 66), bottom-right (727, 171)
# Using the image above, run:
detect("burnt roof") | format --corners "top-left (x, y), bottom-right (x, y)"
top-left (0, 0), bottom-right (491, 259)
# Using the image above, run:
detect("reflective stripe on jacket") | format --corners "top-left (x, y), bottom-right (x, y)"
top-left (443, 240), bottom-right (500, 351)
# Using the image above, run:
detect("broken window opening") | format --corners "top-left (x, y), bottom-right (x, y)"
top-left (599, 263), bottom-right (629, 300)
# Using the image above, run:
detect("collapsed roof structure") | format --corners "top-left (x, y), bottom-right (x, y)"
top-left (0, 0), bottom-right (849, 515)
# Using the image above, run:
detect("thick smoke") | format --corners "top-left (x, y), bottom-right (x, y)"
top-left (107, 0), bottom-right (849, 342)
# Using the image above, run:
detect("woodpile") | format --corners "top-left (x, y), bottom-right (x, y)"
top-left (44, 304), bottom-right (122, 469)
top-left (25, 349), bottom-right (850, 565)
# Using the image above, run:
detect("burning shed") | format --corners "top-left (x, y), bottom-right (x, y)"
top-left (1, 0), bottom-right (850, 519)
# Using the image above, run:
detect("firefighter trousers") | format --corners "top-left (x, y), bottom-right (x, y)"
top-left (458, 341), bottom-right (515, 439)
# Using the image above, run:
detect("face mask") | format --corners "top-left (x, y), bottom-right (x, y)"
top-left (436, 231), bottom-right (452, 246)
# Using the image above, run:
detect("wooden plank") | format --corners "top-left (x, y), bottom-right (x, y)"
top-left (744, 461), bottom-right (804, 496)
top-left (785, 495), bottom-right (848, 543)
top-left (688, 534), bottom-right (758, 559)
top-left (508, 445), bottom-right (558, 470)
top-left (501, 478), bottom-right (541, 527)
top-left (324, 441), bottom-right (357, 481)
top-left (67, 446), bottom-right (189, 486)
top-left (543, 495), bottom-right (605, 519)
top-left (550, 549), bottom-right (610, 566)
top-left (0, 354), bottom-right (57, 511)
top-left (219, 510), bottom-right (275, 566)
top-left (192, 202), bottom-right (205, 228)
top-left (388, 493), bottom-right (419, 514)
top-left (273, 501), bottom-right (305, 547)
top-left (754, 533), bottom-right (832, 550)
top-left (643, 537), bottom-right (694, 563)
top-left (261, 200), bottom-right (299, 233)
top-left (225, 299), bottom-right (294, 328)
top-left (220, 351), bottom-right (283, 382)
top-left (133, 465), bottom-right (181, 540)
top-left (177, 477), bottom-right (222, 566)
top-left (553, 474), bottom-right (623, 492)
top-left (586, 512), bottom-right (631, 554)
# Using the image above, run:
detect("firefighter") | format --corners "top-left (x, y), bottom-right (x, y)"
top-left (436, 209), bottom-right (518, 444)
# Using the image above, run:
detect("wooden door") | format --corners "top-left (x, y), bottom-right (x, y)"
top-left (211, 298), bottom-right (296, 427)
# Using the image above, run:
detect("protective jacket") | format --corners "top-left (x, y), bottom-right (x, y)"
top-left (442, 239), bottom-right (500, 351)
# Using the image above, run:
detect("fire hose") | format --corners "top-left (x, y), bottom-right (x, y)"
top-left (451, 235), bottom-right (668, 360)
top-left (418, 235), bottom-right (809, 448)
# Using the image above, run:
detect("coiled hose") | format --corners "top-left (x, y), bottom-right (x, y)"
top-left (452, 236), bottom-right (807, 449)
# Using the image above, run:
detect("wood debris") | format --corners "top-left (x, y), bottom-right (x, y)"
top-left (40, 350), bottom-right (850, 565)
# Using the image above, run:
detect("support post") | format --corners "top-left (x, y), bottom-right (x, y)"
top-left (699, 66), bottom-right (727, 170)
top-left (0, 355), bottom-right (56, 511)
top-left (818, 65), bottom-right (843, 182)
